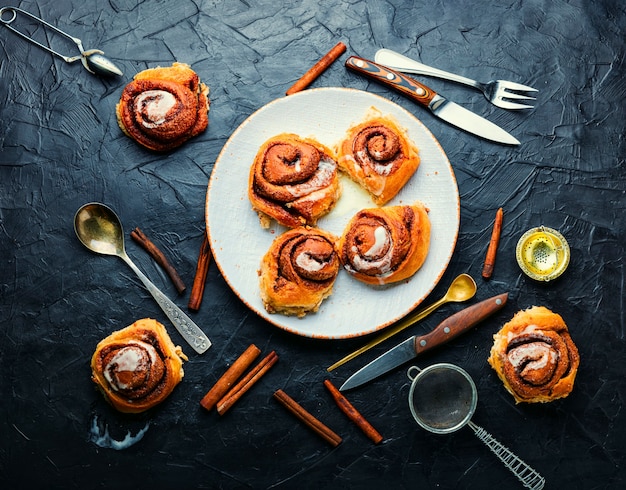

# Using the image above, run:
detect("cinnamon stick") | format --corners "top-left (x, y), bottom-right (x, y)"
top-left (482, 207), bottom-right (504, 279)
top-left (130, 227), bottom-right (186, 294)
top-left (323, 379), bottom-right (383, 444)
top-left (216, 351), bottom-right (278, 415)
top-left (188, 233), bottom-right (212, 311)
top-left (273, 389), bottom-right (342, 447)
top-left (286, 41), bottom-right (347, 95)
top-left (200, 344), bottom-right (261, 411)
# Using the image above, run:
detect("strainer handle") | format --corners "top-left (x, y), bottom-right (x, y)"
top-left (468, 421), bottom-right (545, 490)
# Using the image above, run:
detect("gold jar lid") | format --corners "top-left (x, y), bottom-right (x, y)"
top-left (516, 226), bottom-right (570, 281)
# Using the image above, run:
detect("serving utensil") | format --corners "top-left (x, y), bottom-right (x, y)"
top-left (74, 203), bottom-right (211, 354)
top-left (327, 273), bottom-right (477, 372)
top-left (375, 48), bottom-right (537, 110)
top-left (407, 363), bottom-right (545, 489)
top-left (339, 293), bottom-right (508, 391)
top-left (346, 56), bottom-right (519, 145)
top-left (0, 6), bottom-right (123, 77)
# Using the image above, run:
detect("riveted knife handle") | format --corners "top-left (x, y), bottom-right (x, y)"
top-left (413, 292), bottom-right (508, 356)
top-left (345, 55), bottom-right (437, 107)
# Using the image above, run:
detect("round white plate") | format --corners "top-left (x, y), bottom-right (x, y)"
top-left (206, 88), bottom-right (459, 339)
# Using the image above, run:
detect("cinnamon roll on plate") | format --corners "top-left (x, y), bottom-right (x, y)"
top-left (249, 133), bottom-right (341, 229)
top-left (336, 108), bottom-right (420, 205)
top-left (488, 306), bottom-right (580, 403)
top-left (116, 62), bottom-right (210, 151)
top-left (91, 318), bottom-right (187, 413)
top-left (338, 202), bottom-right (431, 286)
top-left (259, 227), bottom-right (340, 317)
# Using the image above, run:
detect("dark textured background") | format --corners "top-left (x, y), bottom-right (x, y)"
top-left (1, 0), bottom-right (625, 488)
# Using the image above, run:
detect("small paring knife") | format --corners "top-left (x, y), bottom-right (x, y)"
top-left (339, 292), bottom-right (509, 391)
top-left (345, 56), bottom-right (520, 145)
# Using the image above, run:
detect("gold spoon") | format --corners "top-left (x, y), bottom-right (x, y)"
top-left (327, 273), bottom-right (477, 371)
top-left (74, 202), bottom-right (211, 354)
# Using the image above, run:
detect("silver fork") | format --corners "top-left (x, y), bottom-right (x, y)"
top-left (375, 48), bottom-right (537, 110)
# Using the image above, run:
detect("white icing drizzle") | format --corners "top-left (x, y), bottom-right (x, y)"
top-left (508, 343), bottom-right (557, 371)
top-left (89, 415), bottom-right (150, 451)
top-left (283, 157), bottom-right (336, 198)
top-left (364, 226), bottom-right (388, 258)
top-left (507, 324), bottom-right (558, 373)
top-left (292, 188), bottom-right (330, 205)
top-left (356, 150), bottom-right (392, 176)
top-left (136, 90), bottom-right (176, 127)
top-left (295, 251), bottom-right (324, 272)
top-left (104, 341), bottom-right (157, 391)
top-left (350, 226), bottom-right (393, 275)
top-left (343, 154), bottom-right (384, 196)
top-left (507, 323), bottom-right (539, 342)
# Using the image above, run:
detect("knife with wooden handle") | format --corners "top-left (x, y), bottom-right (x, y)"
top-left (345, 56), bottom-right (519, 145)
top-left (339, 292), bottom-right (508, 391)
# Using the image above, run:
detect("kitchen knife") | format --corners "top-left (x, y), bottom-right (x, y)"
top-left (339, 292), bottom-right (508, 391)
top-left (345, 56), bottom-right (520, 145)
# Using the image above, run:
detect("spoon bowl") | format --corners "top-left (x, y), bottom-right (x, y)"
top-left (74, 202), bottom-right (211, 354)
top-left (74, 203), bottom-right (126, 256)
top-left (327, 273), bottom-right (477, 371)
top-left (444, 273), bottom-right (478, 303)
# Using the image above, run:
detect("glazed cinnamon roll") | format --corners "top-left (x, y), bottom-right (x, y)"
top-left (91, 318), bottom-right (187, 413)
top-left (248, 133), bottom-right (341, 229)
top-left (336, 109), bottom-right (420, 205)
top-left (259, 227), bottom-right (340, 317)
top-left (488, 306), bottom-right (580, 404)
top-left (116, 62), bottom-right (209, 151)
top-left (338, 202), bottom-right (430, 285)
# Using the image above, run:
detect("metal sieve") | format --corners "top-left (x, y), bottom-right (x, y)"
top-left (515, 226), bottom-right (570, 282)
top-left (407, 363), bottom-right (546, 490)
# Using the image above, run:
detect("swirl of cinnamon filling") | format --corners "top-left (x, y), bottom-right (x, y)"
top-left (336, 112), bottom-right (420, 205)
top-left (338, 202), bottom-right (430, 285)
top-left (116, 62), bottom-right (209, 151)
top-left (353, 125), bottom-right (403, 176)
top-left (259, 227), bottom-right (340, 317)
top-left (91, 318), bottom-right (187, 413)
top-left (488, 306), bottom-right (580, 403)
top-left (249, 133), bottom-right (341, 229)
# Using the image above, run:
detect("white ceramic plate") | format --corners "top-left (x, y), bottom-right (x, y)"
top-left (206, 88), bottom-right (459, 339)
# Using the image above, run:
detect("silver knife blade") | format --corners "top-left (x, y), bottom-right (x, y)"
top-left (429, 94), bottom-right (519, 145)
top-left (345, 56), bottom-right (519, 145)
top-left (339, 292), bottom-right (509, 391)
top-left (340, 336), bottom-right (416, 391)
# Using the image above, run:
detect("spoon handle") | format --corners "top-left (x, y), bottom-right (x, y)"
top-left (122, 254), bottom-right (211, 354)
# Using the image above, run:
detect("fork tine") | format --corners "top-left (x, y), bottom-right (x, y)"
top-left (494, 99), bottom-right (535, 110)
top-left (499, 91), bottom-right (536, 101)
top-left (497, 80), bottom-right (538, 92)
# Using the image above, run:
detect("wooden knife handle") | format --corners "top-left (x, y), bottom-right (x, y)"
top-left (413, 292), bottom-right (508, 355)
top-left (345, 55), bottom-right (437, 107)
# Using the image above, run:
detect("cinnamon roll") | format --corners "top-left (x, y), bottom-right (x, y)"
top-left (336, 109), bottom-right (420, 205)
top-left (91, 318), bottom-right (187, 413)
top-left (338, 202), bottom-right (430, 285)
top-left (488, 306), bottom-right (580, 404)
top-left (259, 227), bottom-right (340, 317)
top-left (116, 62), bottom-right (210, 151)
top-left (248, 133), bottom-right (341, 229)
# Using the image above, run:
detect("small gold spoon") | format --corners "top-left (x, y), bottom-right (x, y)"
top-left (327, 273), bottom-right (477, 371)
top-left (74, 202), bottom-right (211, 354)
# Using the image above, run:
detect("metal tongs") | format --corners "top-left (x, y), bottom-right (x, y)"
top-left (0, 6), bottom-right (122, 77)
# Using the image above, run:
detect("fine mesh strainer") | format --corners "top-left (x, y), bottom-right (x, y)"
top-left (516, 226), bottom-right (570, 281)
top-left (407, 364), bottom-right (545, 490)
